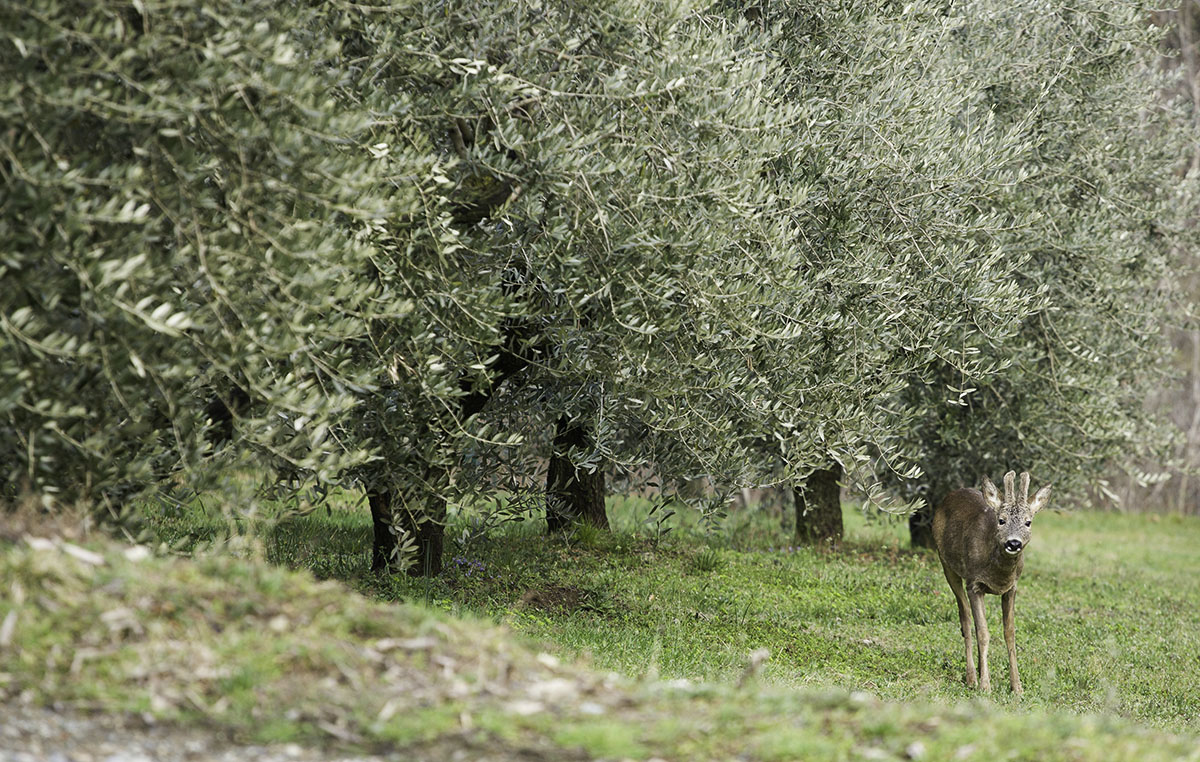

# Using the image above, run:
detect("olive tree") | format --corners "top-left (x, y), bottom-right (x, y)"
top-left (341, 0), bottom-right (815, 570)
top-left (0, 0), bottom-right (423, 512)
top-left (357, 0), bottom-right (1053, 567)
top-left (6, 0), bottom-right (1184, 577)
top-left (667, 1), bottom-right (1048, 543)
top-left (893, 0), bottom-right (1192, 545)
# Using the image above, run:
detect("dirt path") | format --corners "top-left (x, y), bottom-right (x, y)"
top-left (0, 703), bottom-right (583, 762)
top-left (0, 703), bottom-right (390, 762)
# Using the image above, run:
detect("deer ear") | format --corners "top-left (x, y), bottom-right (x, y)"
top-left (1029, 484), bottom-right (1052, 514)
top-left (981, 476), bottom-right (1001, 510)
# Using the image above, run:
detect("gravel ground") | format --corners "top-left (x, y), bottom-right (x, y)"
top-left (0, 703), bottom-right (582, 762)
top-left (0, 704), bottom-right (390, 762)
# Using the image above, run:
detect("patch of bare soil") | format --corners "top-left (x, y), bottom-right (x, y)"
top-left (0, 502), bottom-right (93, 545)
top-left (518, 585), bottom-right (587, 613)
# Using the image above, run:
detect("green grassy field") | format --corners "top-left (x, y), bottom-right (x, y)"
top-left (143, 493), bottom-right (1200, 733)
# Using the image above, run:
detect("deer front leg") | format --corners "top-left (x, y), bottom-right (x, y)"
top-left (941, 565), bottom-right (976, 688)
top-left (967, 585), bottom-right (990, 691)
top-left (1002, 586), bottom-right (1021, 695)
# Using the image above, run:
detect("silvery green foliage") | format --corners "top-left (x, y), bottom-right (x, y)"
top-left (889, 1), bottom-right (1192, 508)
top-left (0, 1), bottom-right (405, 507)
top-left (663, 2), bottom-right (1047, 503)
top-left (353, 0), bottom-right (1038, 517)
top-left (0, 0), bottom-right (821, 514)
top-left (340, 0), bottom-right (810, 502)
top-left (1, 0), bottom-right (1185, 534)
top-left (193, 0), bottom-right (809, 519)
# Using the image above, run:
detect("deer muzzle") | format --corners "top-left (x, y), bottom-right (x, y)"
top-left (1003, 538), bottom-right (1024, 555)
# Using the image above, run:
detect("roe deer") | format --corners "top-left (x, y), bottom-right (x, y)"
top-left (932, 471), bottom-right (1052, 694)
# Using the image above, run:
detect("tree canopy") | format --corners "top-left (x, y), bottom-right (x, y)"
top-left (1, 0), bottom-right (1190, 569)
top-left (890, 1), bottom-right (1194, 540)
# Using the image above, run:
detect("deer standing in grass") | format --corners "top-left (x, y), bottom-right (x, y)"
top-left (932, 471), bottom-right (1052, 695)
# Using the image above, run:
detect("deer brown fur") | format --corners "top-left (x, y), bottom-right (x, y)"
top-left (932, 470), bottom-right (1052, 694)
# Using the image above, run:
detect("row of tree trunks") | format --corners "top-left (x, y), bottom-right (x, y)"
top-left (371, 416), bottom-right (608, 576)
top-left (367, 449), bottom-right (968, 574)
top-left (369, 449), bottom-right (865, 575)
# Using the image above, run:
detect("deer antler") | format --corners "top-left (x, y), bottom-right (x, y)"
top-left (1019, 472), bottom-right (1031, 503)
top-left (1003, 471), bottom-right (1016, 505)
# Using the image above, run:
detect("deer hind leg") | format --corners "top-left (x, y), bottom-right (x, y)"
top-left (941, 564), bottom-right (976, 688)
top-left (967, 585), bottom-right (991, 691)
top-left (1002, 586), bottom-right (1022, 695)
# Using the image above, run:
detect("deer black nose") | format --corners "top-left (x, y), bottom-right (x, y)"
top-left (1004, 539), bottom-right (1023, 553)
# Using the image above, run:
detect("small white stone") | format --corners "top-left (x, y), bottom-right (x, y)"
top-left (375, 636), bottom-right (436, 651)
top-left (61, 543), bottom-right (105, 566)
top-left (528, 678), bottom-right (577, 702)
top-left (123, 546), bottom-right (152, 562)
top-left (0, 609), bottom-right (17, 647)
top-left (506, 699), bottom-right (545, 716)
top-left (849, 690), bottom-right (875, 706)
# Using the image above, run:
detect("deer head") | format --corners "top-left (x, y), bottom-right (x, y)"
top-left (980, 470), bottom-right (1052, 557)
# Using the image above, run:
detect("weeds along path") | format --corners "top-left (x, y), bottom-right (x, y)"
top-left (1, 702), bottom-right (583, 762)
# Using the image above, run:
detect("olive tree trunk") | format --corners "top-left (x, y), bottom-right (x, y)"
top-left (793, 464), bottom-right (843, 546)
top-left (546, 416), bottom-right (608, 532)
top-left (908, 505), bottom-right (935, 549)
top-left (369, 486), bottom-right (446, 577)
top-left (908, 477), bottom-right (957, 549)
top-left (367, 332), bottom-right (532, 577)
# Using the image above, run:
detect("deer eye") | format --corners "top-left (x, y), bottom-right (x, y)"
top-left (1025, 520), bottom-right (1031, 527)
top-left (997, 517), bottom-right (1006, 525)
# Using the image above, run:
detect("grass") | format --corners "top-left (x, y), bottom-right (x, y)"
top-left (140, 492), bottom-right (1200, 733)
top-left (5, 493), bottom-right (1200, 759)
